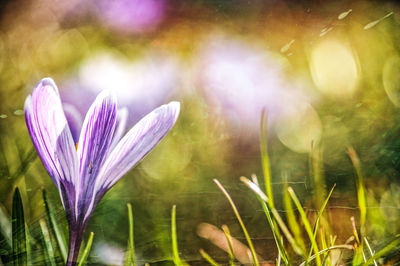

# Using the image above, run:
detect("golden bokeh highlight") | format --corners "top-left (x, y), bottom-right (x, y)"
top-left (310, 39), bottom-right (359, 98)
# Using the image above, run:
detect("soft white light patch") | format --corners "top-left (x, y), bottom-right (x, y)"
top-left (310, 40), bottom-right (359, 98)
top-left (79, 51), bottom-right (177, 106)
top-left (275, 102), bottom-right (322, 153)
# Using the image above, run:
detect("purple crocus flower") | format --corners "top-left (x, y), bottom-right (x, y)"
top-left (25, 78), bottom-right (180, 265)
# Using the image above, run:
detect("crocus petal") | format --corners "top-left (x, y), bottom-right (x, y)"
top-left (98, 101), bottom-right (179, 189)
top-left (76, 90), bottom-right (117, 221)
top-left (109, 108), bottom-right (128, 152)
top-left (83, 102), bottom-right (179, 220)
top-left (24, 78), bottom-right (79, 214)
top-left (63, 103), bottom-right (83, 144)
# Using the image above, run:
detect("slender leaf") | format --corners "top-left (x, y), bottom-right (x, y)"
top-left (39, 218), bottom-right (57, 266)
top-left (12, 187), bottom-right (27, 266)
top-left (252, 174), bottom-right (286, 256)
top-left (348, 147), bottom-right (367, 233)
top-left (299, 245), bottom-right (353, 266)
top-left (221, 225), bottom-right (235, 266)
top-left (126, 203), bottom-right (136, 266)
top-left (348, 148), bottom-right (368, 265)
top-left (307, 185), bottom-right (336, 260)
top-left (260, 109), bottom-right (274, 207)
top-left (362, 235), bottom-right (400, 266)
top-left (171, 205), bottom-right (188, 266)
top-left (214, 179), bottom-right (259, 266)
top-left (199, 249), bottom-right (220, 266)
top-left (77, 232), bottom-right (94, 266)
top-left (42, 189), bottom-right (67, 263)
top-left (241, 176), bottom-right (303, 257)
top-left (0, 204), bottom-right (11, 263)
top-left (364, 237), bottom-right (377, 266)
top-left (287, 187), bottom-right (321, 266)
top-left (283, 182), bottom-right (306, 254)
top-left (124, 240), bottom-right (132, 266)
top-left (0, 204), bottom-right (11, 246)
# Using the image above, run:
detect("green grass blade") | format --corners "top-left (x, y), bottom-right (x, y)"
top-left (42, 189), bottom-right (67, 263)
top-left (299, 245), bottom-right (354, 266)
top-left (0, 203), bottom-right (11, 246)
top-left (12, 187), bottom-right (27, 266)
top-left (214, 179), bottom-right (259, 266)
top-left (221, 225), bottom-right (235, 266)
top-left (250, 175), bottom-right (289, 264)
top-left (171, 205), bottom-right (188, 266)
top-left (25, 223), bottom-right (33, 266)
top-left (309, 145), bottom-right (327, 208)
top-left (277, 249), bottom-right (282, 266)
top-left (127, 203), bottom-right (136, 266)
top-left (287, 187), bottom-right (321, 266)
top-left (77, 232), bottom-right (94, 266)
top-left (283, 182), bottom-right (306, 255)
top-left (171, 205), bottom-right (180, 265)
top-left (307, 185), bottom-right (336, 259)
top-left (241, 176), bottom-right (303, 257)
top-left (0, 204), bottom-right (11, 263)
top-left (260, 109), bottom-right (274, 207)
top-left (362, 235), bottom-right (400, 266)
top-left (199, 249), bottom-right (220, 266)
top-left (351, 217), bottom-right (364, 265)
top-left (363, 237), bottom-right (377, 266)
top-left (124, 241), bottom-right (132, 266)
top-left (348, 147), bottom-right (367, 265)
top-left (39, 218), bottom-right (57, 266)
top-left (348, 147), bottom-right (367, 233)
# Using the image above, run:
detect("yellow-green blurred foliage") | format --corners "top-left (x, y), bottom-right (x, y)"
top-left (1, 0), bottom-right (400, 263)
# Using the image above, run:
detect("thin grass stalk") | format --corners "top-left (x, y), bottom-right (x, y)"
top-left (299, 245), bottom-right (353, 266)
top-left (363, 237), bottom-right (377, 266)
top-left (39, 219), bottom-right (57, 266)
top-left (307, 185), bottom-right (336, 260)
top-left (199, 249), bottom-right (220, 266)
top-left (241, 176), bottom-right (303, 257)
top-left (252, 175), bottom-right (290, 262)
top-left (77, 232), bottom-right (94, 266)
top-left (0, 203), bottom-right (11, 247)
top-left (309, 145), bottom-right (327, 209)
top-left (259, 113), bottom-right (288, 262)
top-left (25, 223), bottom-right (32, 266)
top-left (42, 189), bottom-right (68, 263)
top-left (348, 147), bottom-right (368, 265)
top-left (12, 187), bottom-right (27, 266)
top-left (348, 147), bottom-right (367, 233)
top-left (362, 235), bottom-right (400, 265)
top-left (127, 203), bottom-right (136, 266)
top-left (124, 240), bottom-right (132, 266)
top-left (221, 225), bottom-right (235, 266)
top-left (214, 179), bottom-right (259, 266)
top-left (260, 109), bottom-right (274, 207)
top-left (283, 180), bottom-right (306, 255)
top-left (171, 205), bottom-right (185, 266)
top-left (287, 187), bottom-right (321, 266)
top-left (277, 250), bottom-right (282, 266)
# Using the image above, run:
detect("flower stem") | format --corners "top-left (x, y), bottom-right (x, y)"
top-left (66, 228), bottom-right (84, 266)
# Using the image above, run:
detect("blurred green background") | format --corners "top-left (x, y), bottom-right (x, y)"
top-left (1, 0), bottom-right (400, 264)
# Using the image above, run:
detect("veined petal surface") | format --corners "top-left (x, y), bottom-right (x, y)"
top-left (24, 78), bottom-right (79, 212)
top-left (76, 90), bottom-right (117, 220)
top-left (96, 101), bottom-right (180, 192)
top-left (109, 107), bottom-right (128, 152)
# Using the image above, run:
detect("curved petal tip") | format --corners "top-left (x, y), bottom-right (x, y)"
top-left (167, 101), bottom-right (180, 122)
